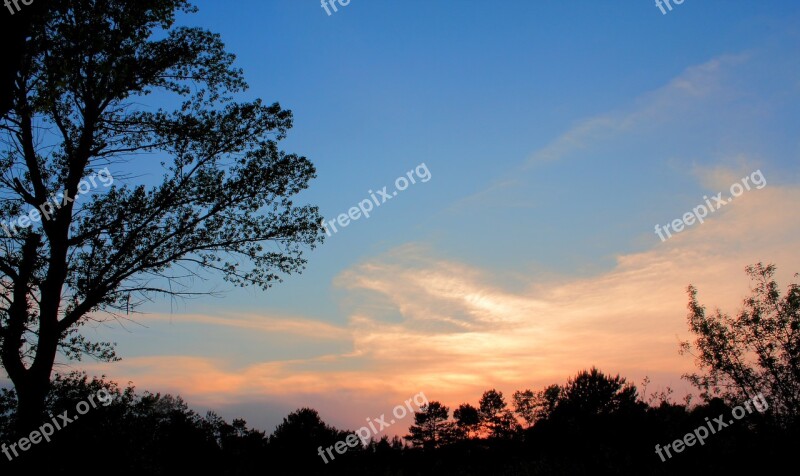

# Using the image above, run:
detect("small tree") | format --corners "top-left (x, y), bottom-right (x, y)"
top-left (513, 384), bottom-right (561, 427)
top-left (535, 384), bottom-right (562, 421)
top-left (478, 389), bottom-right (520, 438)
top-left (512, 389), bottom-right (536, 428)
top-left (270, 408), bottom-right (340, 449)
top-left (453, 402), bottom-right (480, 439)
top-left (681, 263), bottom-right (800, 425)
top-left (404, 401), bottom-right (453, 449)
top-left (554, 368), bottom-right (638, 418)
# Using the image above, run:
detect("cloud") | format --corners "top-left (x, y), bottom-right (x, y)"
top-left (83, 173), bottom-right (800, 416)
top-left (447, 52), bottom-right (759, 216)
top-left (526, 53), bottom-right (751, 166)
top-left (335, 178), bottom-right (798, 393)
top-left (77, 48), bottom-right (799, 432)
top-left (135, 312), bottom-right (351, 342)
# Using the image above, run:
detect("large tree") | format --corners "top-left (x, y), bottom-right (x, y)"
top-left (682, 263), bottom-right (800, 426)
top-left (0, 0), bottom-right (323, 433)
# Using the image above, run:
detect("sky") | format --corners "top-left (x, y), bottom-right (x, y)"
top-left (29, 0), bottom-right (800, 436)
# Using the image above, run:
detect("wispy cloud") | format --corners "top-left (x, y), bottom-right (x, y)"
top-left (135, 312), bottom-right (352, 342)
top-left (526, 53), bottom-right (751, 166)
top-left (84, 175), bottom-right (800, 414)
top-left (77, 48), bottom-right (800, 432)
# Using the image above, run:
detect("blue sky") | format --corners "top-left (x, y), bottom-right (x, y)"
top-left (51, 0), bottom-right (800, 434)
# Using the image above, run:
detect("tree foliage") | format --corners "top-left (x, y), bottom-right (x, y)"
top-left (405, 401), bottom-right (453, 449)
top-left (478, 389), bottom-right (519, 438)
top-left (0, 0), bottom-right (323, 432)
top-left (552, 367), bottom-right (638, 419)
top-left (453, 402), bottom-right (480, 439)
top-left (513, 384), bottom-right (561, 428)
top-left (1, 365), bottom-right (796, 474)
top-left (682, 263), bottom-right (800, 426)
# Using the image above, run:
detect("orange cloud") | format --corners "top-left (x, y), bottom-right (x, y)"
top-left (82, 174), bottom-right (800, 418)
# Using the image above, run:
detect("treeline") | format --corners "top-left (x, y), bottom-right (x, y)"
top-left (1, 263), bottom-right (798, 474)
top-left (0, 368), bottom-right (796, 475)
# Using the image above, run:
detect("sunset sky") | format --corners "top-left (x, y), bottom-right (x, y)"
top-left (46, 1), bottom-right (800, 435)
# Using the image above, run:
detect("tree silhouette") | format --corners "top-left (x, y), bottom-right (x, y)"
top-left (0, 0), bottom-right (323, 434)
top-left (453, 402), bottom-right (480, 439)
top-left (512, 389), bottom-right (536, 428)
top-left (552, 367), bottom-right (638, 419)
top-left (514, 384), bottom-right (561, 428)
top-left (478, 389), bottom-right (520, 438)
top-left (0, 0), bottom-right (51, 118)
top-left (682, 263), bottom-right (800, 426)
top-left (405, 401), bottom-right (453, 449)
top-left (1, 365), bottom-right (796, 474)
top-left (270, 408), bottom-right (348, 458)
top-left (271, 408), bottom-right (341, 446)
top-left (535, 384), bottom-right (562, 421)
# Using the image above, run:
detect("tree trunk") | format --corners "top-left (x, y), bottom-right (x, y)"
top-left (1, 233), bottom-right (60, 437)
top-left (12, 372), bottom-right (51, 437)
